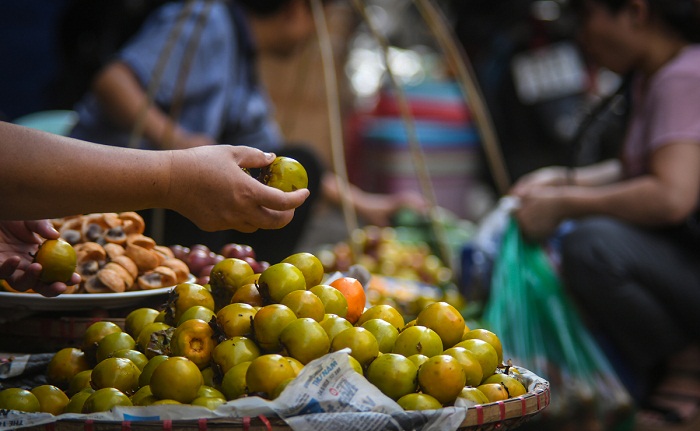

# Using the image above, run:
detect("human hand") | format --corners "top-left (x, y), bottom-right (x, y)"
top-left (0, 220), bottom-right (81, 297)
top-left (167, 145), bottom-right (310, 232)
top-left (510, 166), bottom-right (569, 196)
top-left (355, 190), bottom-right (428, 227)
top-left (512, 187), bottom-right (566, 241)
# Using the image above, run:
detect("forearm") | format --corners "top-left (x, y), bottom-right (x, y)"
top-left (560, 176), bottom-right (692, 226)
top-left (569, 159), bottom-right (622, 187)
top-left (0, 122), bottom-right (171, 219)
top-left (93, 62), bottom-right (184, 150)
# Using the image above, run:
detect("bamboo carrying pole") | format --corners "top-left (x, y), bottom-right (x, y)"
top-left (349, 0), bottom-right (455, 271)
top-left (310, 0), bottom-right (362, 258)
top-left (413, 0), bottom-right (511, 196)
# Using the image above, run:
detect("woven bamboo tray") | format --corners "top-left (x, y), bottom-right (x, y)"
top-left (16, 383), bottom-right (550, 431)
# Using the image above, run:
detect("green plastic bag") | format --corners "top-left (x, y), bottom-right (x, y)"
top-left (482, 218), bottom-right (634, 430)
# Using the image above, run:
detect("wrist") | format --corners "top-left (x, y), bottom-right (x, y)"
top-left (547, 166), bottom-right (575, 186)
top-left (564, 168), bottom-right (576, 186)
top-left (160, 151), bottom-right (184, 211)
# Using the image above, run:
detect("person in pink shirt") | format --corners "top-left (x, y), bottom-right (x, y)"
top-left (510, 0), bottom-right (700, 423)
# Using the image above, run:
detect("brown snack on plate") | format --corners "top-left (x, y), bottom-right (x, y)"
top-left (74, 242), bottom-right (107, 263)
top-left (119, 212), bottom-right (146, 235)
top-left (74, 242), bottom-right (107, 279)
top-left (83, 271), bottom-right (120, 293)
top-left (159, 258), bottom-right (191, 284)
top-left (137, 266), bottom-right (178, 290)
top-left (125, 243), bottom-right (160, 272)
top-left (111, 255), bottom-right (140, 279)
top-left (81, 213), bottom-right (116, 242)
top-left (102, 212), bottom-right (122, 228)
top-left (103, 243), bottom-right (126, 260)
top-left (126, 233), bottom-right (156, 250)
top-left (103, 261), bottom-right (136, 290)
top-left (154, 245), bottom-right (175, 259)
top-left (104, 225), bottom-right (128, 245)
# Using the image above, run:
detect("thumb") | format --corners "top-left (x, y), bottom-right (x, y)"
top-left (235, 147), bottom-right (276, 169)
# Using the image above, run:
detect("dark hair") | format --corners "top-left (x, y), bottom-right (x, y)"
top-left (235, 0), bottom-right (292, 16)
top-left (570, 0), bottom-right (700, 42)
top-left (235, 0), bottom-right (332, 16)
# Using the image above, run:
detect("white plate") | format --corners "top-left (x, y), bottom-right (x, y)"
top-left (0, 277), bottom-right (194, 311)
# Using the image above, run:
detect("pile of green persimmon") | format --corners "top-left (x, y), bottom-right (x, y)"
top-left (0, 251), bottom-right (526, 415)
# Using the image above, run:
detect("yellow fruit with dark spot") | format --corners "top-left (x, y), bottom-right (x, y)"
top-left (260, 156), bottom-right (308, 192)
top-left (221, 361), bottom-right (251, 400)
top-left (458, 386), bottom-right (490, 405)
top-left (82, 388), bottom-right (132, 413)
top-left (483, 373), bottom-right (527, 397)
top-left (477, 382), bottom-right (509, 402)
top-left (125, 308), bottom-right (160, 339)
top-left (442, 346), bottom-right (483, 387)
top-left (0, 388), bottom-right (40, 412)
top-left (365, 353), bottom-right (418, 400)
top-left (67, 369), bottom-right (93, 396)
top-left (455, 338), bottom-right (499, 379)
top-left (416, 301), bottom-right (465, 349)
top-left (330, 327), bottom-right (379, 368)
top-left (63, 389), bottom-right (94, 413)
top-left (417, 354), bottom-right (466, 405)
top-left (34, 239), bottom-right (76, 283)
top-left (397, 393), bottom-right (442, 410)
top-left (357, 304), bottom-right (405, 330)
top-left (90, 357), bottom-right (141, 395)
top-left (150, 356), bottom-right (203, 404)
top-left (282, 252), bottom-right (323, 288)
top-left (47, 347), bottom-right (90, 390)
top-left (246, 354), bottom-right (296, 399)
top-left (462, 328), bottom-right (504, 365)
top-left (31, 384), bottom-right (70, 415)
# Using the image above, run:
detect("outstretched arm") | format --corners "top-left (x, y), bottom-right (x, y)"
top-left (511, 142), bottom-right (700, 240)
top-left (0, 121), bottom-right (309, 230)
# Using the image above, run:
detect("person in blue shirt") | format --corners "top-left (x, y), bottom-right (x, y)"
top-left (70, 0), bottom-right (425, 263)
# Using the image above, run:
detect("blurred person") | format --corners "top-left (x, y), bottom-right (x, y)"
top-left (0, 121), bottom-right (309, 296)
top-left (510, 0), bottom-right (700, 422)
top-left (69, 0), bottom-right (426, 263)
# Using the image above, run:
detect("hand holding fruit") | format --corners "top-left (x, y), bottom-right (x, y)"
top-left (167, 146), bottom-right (309, 233)
top-left (0, 220), bottom-right (80, 297)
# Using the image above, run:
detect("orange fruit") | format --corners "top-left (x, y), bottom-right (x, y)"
top-left (329, 277), bottom-right (366, 324)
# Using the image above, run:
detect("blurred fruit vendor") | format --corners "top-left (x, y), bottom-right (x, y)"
top-left (69, 0), bottom-right (426, 263)
top-left (510, 0), bottom-right (700, 420)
